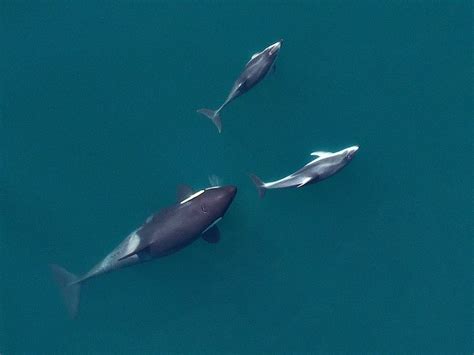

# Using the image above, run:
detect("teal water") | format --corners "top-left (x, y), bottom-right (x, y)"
top-left (1, 1), bottom-right (472, 353)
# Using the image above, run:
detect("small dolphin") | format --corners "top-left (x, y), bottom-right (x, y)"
top-left (197, 40), bottom-right (283, 133)
top-left (250, 146), bottom-right (359, 198)
top-left (50, 184), bottom-right (237, 318)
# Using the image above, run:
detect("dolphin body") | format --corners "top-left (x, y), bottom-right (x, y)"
top-left (50, 185), bottom-right (237, 318)
top-left (250, 146), bottom-right (359, 198)
top-left (197, 40), bottom-right (283, 133)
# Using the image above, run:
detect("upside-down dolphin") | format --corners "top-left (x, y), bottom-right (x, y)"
top-left (197, 40), bottom-right (283, 133)
top-left (250, 146), bottom-right (359, 198)
top-left (50, 184), bottom-right (237, 318)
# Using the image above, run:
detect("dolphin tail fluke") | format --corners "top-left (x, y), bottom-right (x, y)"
top-left (249, 173), bottom-right (266, 198)
top-left (197, 108), bottom-right (222, 133)
top-left (50, 264), bottom-right (81, 319)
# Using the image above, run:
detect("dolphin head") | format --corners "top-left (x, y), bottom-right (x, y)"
top-left (266, 40), bottom-right (283, 57)
top-left (343, 145), bottom-right (359, 161)
top-left (199, 185), bottom-right (237, 219)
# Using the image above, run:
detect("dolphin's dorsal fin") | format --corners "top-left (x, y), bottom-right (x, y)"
top-left (202, 225), bottom-right (220, 243)
top-left (246, 51), bottom-right (262, 65)
top-left (208, 174), bottom-right (222, 187)
top-left (177, 184), bottom-right (194, 202)
top-left (310, 151), bottom-right (332, 158)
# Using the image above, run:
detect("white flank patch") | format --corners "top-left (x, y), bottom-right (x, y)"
top-left (180, 189), bottom-right (205, 204)
top-left (126, 232), bottom-right (140, 255)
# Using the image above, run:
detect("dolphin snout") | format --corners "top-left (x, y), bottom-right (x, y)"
top-left (269, 40), bottom-right (282, 55)
top-left (345, 145), bottom-right (359, 160)
top-left (225, 185), bottom-right (237, 199)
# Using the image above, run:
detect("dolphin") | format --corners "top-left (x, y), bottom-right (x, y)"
top-left (249, 146), bottom-right (359, 198)
top-left (50, 184), bottom-right (237, 318)
top-left (197, 40), bottom-right (283, 133)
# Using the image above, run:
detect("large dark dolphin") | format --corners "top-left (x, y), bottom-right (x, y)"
top-left (50, 185), bottom-right (237, 318)
top-left (250, 146), bottom-right (359, 198)
top-left (197, 40), bottom-right (283, 133)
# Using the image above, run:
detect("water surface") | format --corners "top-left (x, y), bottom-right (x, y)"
top-left (1, 1), bottom-right (472, 353)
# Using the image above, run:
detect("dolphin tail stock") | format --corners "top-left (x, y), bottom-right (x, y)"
top-left (197, 108), bottom-right (222, 133)
top-left (50, 264), bottom-right (81, 319)
top-left (249, 173), bottom-right (267, 198)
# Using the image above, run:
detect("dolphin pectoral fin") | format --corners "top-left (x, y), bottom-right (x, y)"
top-left (177, 184), bottom-right (194, 202)
top-left (202, 226), bottom-right (220, 243)
top-left (271, 63), bottom-right (276, 74)
top-left (297, 177), bottom-right (312, 188)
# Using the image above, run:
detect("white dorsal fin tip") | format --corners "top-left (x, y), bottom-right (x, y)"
top-left (248, 51), bottom-right (262, 62)
top-left (310, 151), bottom-right (332, 157)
